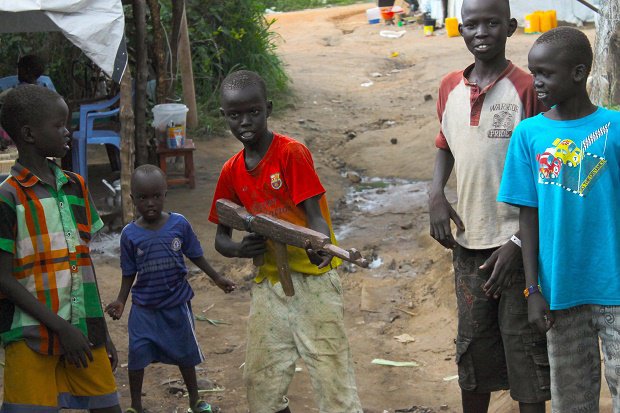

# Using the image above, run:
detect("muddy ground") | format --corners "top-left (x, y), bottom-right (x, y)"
top-left (1, 4), bottom-right (604, 413)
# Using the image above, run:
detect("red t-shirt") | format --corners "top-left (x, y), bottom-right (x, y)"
top-left (209, 133), bottom-right (341, 283)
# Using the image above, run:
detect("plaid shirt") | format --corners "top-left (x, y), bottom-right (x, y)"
top-left (0, 161), bottom-right (106, 355)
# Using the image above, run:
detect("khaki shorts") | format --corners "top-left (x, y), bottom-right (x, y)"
top-left (244, 269), bottom-right (362, 413)
top-left (454, 245), bottom-right (551, 403)
top-left (2, 340), bottom-right (119, 411)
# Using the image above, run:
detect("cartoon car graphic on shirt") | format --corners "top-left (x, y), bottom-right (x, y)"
top-left (552, 138), bottom-right (582, 167)
top-left (536, 150), bottom-right (562, 179)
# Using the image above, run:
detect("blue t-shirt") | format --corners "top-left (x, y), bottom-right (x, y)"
top-left (120, 212), bottom-right (203, 308)
top-left (498, 107), bottom-right (620, 310)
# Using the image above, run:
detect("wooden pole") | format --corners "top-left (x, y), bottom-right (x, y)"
top-left (178, 4), bottom-right (198, 128)
top-left (146, 0), bottom-right (167, 104)
top-left (133, 0), bottom-right (148, 165)
top-left (576, 0), bottom-right (600, 15)
top-left (120, 68), bottom-right (135, 225)
top-left (170, 0), bottom-right (184, 98)
top-left (589, 1), bottom-right (619, 106)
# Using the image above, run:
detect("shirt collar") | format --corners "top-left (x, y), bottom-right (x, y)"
top-left (462, 61), bottom-right (515, 92)
top-left (11, 160), bottom-right (75, 188)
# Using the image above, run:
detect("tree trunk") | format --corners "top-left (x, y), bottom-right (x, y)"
top-left (120, 68), bottom-right (135, 225)
top-left (133, 0), bottom-right (149, 165)
top-left (146, 0), bottom-right (167, 104)
top-left (590, 2), bottom-right (620, 106)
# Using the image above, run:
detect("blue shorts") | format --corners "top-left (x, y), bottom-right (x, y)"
top-left (128, 301), bottom-right (204, 370)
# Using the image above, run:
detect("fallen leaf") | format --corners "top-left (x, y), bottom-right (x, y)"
top-left (371, 358), bottom-right (419, 367)
top-left (394, 333), bottom-right (416, 343)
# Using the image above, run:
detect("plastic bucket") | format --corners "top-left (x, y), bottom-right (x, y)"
top-left (366, 7), bottom-right (381, 24)
top-left (445, 17), bottom-right (459, 37)
top-left (423, 17), bottom-right (436, 36)
top-left (152, 103), bottom-right (189, 148)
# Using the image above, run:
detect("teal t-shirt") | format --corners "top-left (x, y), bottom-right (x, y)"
top-left (498, 107), bottom-right (620, 310)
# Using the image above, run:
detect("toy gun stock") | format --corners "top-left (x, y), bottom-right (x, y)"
top-left (216, 199), bottom-right (369, 296)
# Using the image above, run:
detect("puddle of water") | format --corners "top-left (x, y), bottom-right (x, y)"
top-left (90, 231), bottom-right (122, 258)
top-left (336, 176), bottom-right (430, 240)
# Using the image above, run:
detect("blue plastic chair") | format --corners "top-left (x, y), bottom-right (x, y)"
top-left (0, 75), bottom-right (56, 92)
top-left (71, 93), bottom-right (121, 181)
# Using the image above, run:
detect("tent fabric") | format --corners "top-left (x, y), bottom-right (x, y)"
top-left (444, 0), bottom-right (600, 26)
top-left (0, 0), bottom-right (127, 83)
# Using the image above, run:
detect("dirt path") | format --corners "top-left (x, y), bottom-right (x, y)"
top-left (1, 4), bottom-right (601, 413)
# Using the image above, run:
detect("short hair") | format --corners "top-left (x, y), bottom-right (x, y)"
top-left (17, 55), bottom-right (45, 82)
top-left (0, 85), bottom-right (62, 142)
top-left (131, 164), bottom-right (167, 190)
top-left (220, 70), bottom-right (267, 100)
top-left (462, 0), bottom-right (511, 20)
top-left (534, 27), bottom-right (593, 74)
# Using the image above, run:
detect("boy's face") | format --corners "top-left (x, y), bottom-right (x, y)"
top-left (26, 98), bottom-right (70, 159)
top-left (131, 173), bottom-right (167, 222)
top-left (528, 43), bottom-right (581, 108)
top-left (220, 85), bottom-right (272, 148)
top-left (459, 0), bottom-right (516, 62)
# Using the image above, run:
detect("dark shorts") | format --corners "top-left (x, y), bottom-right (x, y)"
top-left (128, 301), bottom-right (204, 370)
top-left (453, 245), bottom-right (551, 403)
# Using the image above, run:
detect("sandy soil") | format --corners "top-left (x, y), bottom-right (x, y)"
top-left (0, 4), bottom-right (603, 413)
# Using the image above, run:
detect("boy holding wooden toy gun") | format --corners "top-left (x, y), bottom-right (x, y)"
top-left (208, 70), bottom-right (364, 413)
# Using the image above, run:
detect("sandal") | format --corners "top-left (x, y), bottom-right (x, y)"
top-left (125, 409), bottom-right (139, 413)
top-left (188, 400), bottom-right (219, 413)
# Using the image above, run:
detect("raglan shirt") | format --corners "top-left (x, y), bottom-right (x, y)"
top-left (436, 62), bottom-right (545, 248)
top-left (208, 133), bottom-right (342, 285)
top-left (498, 108), bottom-right (620, 310)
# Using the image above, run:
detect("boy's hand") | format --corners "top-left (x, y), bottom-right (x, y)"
top-left (528, 293), bottom-right (554, 333)
top-left (429, 194), bottom-right (464, 249)
top-left (56, 323), bottom-right (94, 368)
top-left (105, 300), bottom-right (125, 320)
top-left (105, 336), bottom-right (118, 372)
top-left (237, 233), bottom-right (266, 258)
top-left (212, 274), bottom-right (237, 293)
top-left (480, 240), bottom-right (521, 298)
top-left (305, 245), bottom-right (333, 269)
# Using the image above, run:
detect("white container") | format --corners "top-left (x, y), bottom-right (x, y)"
top-left (152, 103), bottom-right (189, 148)
top-left (366, 7), bottom-right (381, 24)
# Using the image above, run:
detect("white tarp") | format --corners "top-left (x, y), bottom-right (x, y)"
top-left (442, 0), bottom-right (600, 26)
top-left (0, 0), bottom-right (127, 83)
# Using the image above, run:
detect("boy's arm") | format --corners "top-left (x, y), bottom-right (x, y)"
top-left (0, 250), bottom-right (94, 368)
top-left (429, 148), bottom-right (464, 249)
top-left (214, 223), bottom-right (266, 259)
top-left (105, 274), bottom-right (135, 320)
top-left (189, 256), bottom-right (236, 293)
top-left (520, 206), bottom-right (553, 333)
top-left (300, 194), bottom-right (332, 269)
top-left (480, 229), bottom-right (523, 299)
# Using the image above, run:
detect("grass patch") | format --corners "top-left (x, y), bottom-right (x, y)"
top-left (262, 0), bottom-right (367, 12)
top-left (353, 181), bottom-right (390, 191)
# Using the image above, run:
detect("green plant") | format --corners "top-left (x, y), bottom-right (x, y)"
top-left (259, 0), bottom-right (363, 12)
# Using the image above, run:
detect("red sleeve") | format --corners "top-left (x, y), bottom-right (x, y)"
top-left (208, 161), bottom-right (240, 224)
top-left (282, 140), bottom-right (325, 206)
top-left (435, 71), bottom-right (462, 150)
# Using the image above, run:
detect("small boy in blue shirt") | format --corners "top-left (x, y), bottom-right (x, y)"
top-left (106, 164), bottom-right (236, 413)
top-left (498, 27), bottom-right (620, 412)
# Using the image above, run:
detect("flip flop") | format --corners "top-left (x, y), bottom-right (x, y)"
top-left (188, 400), bottom-right (219, 413)
top-left (125, 409), bottom-right (139, 413)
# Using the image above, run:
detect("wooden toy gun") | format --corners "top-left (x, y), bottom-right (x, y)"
top-left (216, 199), bottom-right (369, 296)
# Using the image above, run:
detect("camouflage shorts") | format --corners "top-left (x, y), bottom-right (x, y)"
top-left (453, 244), bottom-right (551, 403)
top-left (548, 304), bottom-right (620, 413)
